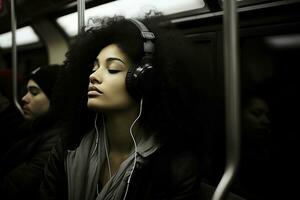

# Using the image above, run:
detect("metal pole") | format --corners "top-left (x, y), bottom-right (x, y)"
top-left (212, 0), bottom-right (240, 199)
top-left (10, 0), bottom-right (23, 114)
top-left (77, 0), bottom-right (85, 34)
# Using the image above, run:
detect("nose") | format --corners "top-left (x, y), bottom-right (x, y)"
top-left (89, 69), bottom-right (102, 84)
top-left (21, 92), bottom-right (30, 104)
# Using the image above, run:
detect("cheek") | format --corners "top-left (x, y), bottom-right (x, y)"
top-left (107, 76), bottom-right (130, 97)
top-left (31, 97), bottom-right (50, 113)
top-left (89, 77), bottom-right (136, 110)
top-left (109, 80), bottom-right (134, 104)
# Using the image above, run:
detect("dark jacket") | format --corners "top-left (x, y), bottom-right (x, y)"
top-left (0, 103), bottom-right (29, 156)
top-left (0, 117), bottom-right (61, 200)
top-left (40, 138), bottom-right (202, 200)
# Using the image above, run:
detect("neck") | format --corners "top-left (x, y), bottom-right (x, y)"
top-left (103, 105), bottom-right (142, 154)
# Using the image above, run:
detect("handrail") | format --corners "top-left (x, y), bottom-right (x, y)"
top-left (77, 0), bottom-right (85, 34)
top-left (211, 0), bottom-right (240, 199)
top-left (10, 0), bottom-right (23, 115)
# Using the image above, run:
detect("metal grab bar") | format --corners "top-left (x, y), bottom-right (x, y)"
top-left (77, 0), bottom-right (85, 34)
top-left (10, 0), bottom-right (23, 115)
top-left (212, 0), bottom-right (240, 199)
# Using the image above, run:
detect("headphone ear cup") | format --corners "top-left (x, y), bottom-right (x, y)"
top-left (126, 62), bottom-right (154, 99)
top-left (126, 65), bottom-right (139, 98)
top-left (139, 65), bottom-right (154, 94)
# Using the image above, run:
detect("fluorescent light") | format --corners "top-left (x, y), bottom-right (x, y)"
top-left (265, 34), bottom-right (300, 48)
top-left (0, 26), bottom-right (39, 49)
top-left (57, 0), bottom-right (205, 36)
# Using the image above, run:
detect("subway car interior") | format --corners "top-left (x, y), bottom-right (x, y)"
top-left (1, 0), bottom-right (300, 199)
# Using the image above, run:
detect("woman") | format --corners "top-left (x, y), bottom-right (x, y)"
top-left (41, 15), bottom-right (211, 200)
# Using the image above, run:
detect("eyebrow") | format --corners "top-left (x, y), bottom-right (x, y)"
top-left (106, 57), bottom-right (126, 65)
top-left (28, 85), bottom-right (40, 90)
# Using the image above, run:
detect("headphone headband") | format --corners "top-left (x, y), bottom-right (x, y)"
top-left (128, 18), bottom-right (155, 54)
top-left (128, 18), bottom-right (155, 40)
top-left (126, 18), bottom-right (156, 99)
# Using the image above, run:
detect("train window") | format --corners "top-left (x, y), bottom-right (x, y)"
top-left (0, 26), bottom-right (39, 49)
top-left (235, 28), bottom-right (300, 199)
top-left (56, 0), bottom-right (206, 37)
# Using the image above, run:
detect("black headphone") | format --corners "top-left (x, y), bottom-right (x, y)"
top-left (125, 18), bottom-right (155, 99)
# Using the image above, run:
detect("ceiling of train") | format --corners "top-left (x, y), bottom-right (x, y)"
top-left (0, 0), bottom-right (113, 33)
top-left (2, 0), bottom-right (298, 35)
top-left (0, 0), bottom-right (76, 33)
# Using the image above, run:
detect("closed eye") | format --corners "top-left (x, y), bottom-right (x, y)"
top-left (108, 69), bottom-right (121, 74)
top-left (28, 86), bottom-right (41, 96)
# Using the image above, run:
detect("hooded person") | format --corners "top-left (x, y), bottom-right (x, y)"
top-left (0, 64), bottom-right (64, 200)
top-left (22, 64), bottom-right (61, 120)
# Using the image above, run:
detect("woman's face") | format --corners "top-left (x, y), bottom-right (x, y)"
top-left (21, 79), bottom-right (50, 120)
top-left (87, 43), bottom-right (136, 112)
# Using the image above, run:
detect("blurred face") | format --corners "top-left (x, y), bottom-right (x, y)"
top-left (87, 44), bottom-right (136, 112)
top-left (242, 97), bottom-right (271, 137)
top-left (21, 79), bottom-right (50, 120)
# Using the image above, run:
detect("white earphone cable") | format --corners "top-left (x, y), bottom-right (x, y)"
top-left (92, 113), bottom-right (99, 156)
top-left (103, 116), bottom-right (112, 178)
top-left (123, 98), bottom-right (143, 200)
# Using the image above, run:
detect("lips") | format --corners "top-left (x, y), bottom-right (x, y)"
top-left (22, 107), bottom-right (31, 115)
top-left (88, 85), bottom-right (103, 96)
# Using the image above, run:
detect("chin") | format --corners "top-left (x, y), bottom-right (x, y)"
top-left (87, 101), bottom-right (102, 110)
top-left (23, 115), bottom-right (33, 121)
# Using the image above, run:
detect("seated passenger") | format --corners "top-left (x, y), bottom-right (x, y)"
top-left (232, 87), bottom-right (273, 200)
top-left (0, 64), bottom-right (63, 200)
top-left (40, 15), bottom-right (212, 200)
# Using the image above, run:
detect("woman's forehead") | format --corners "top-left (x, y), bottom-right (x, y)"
top-left (97, 44), bottom-right (131, 63)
